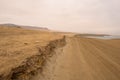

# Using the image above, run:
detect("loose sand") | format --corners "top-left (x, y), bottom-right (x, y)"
top-left (34, 36), bottom-right (120, 80)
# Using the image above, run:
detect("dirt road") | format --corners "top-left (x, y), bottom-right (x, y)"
top-left (34, 37), bottom-right (120, 80)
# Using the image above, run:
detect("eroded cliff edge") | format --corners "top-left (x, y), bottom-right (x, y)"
top-left (0, 36), bottom-right (66, 80)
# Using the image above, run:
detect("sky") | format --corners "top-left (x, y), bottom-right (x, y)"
top-left (0, 0), bottom-right (120, 35)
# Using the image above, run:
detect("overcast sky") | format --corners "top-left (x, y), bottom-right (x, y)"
top-left (0, 0), bottom-right (120, 35)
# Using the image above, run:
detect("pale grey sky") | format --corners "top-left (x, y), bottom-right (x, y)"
top-left (0, 0), bottom-right (120, 35)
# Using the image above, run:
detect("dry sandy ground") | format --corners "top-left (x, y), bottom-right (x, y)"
top-left (34, 36), bottom-right (120, 80)
top-left (0, 26), bottom-right (65, 80)
top-left (0, 26), bottom-right (120, 80)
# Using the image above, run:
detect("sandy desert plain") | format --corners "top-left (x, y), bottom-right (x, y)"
top-left (0, 25), bottom-right (120, 80)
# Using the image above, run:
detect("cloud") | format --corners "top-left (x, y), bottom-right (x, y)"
top-left (0, 0), bottom-right (120, 35)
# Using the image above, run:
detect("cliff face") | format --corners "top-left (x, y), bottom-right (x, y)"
top-left (12, 36), bottom-right (66, 80)
top-left (0, 36), bottom-right (66, 80)
top-left (0, 26), bottom-right (66, 80)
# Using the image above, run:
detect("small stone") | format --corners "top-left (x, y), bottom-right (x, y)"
top-left (24, 43), bottom-right (28, 45)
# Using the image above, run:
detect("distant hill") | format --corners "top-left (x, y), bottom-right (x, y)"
top-left (75, 33), bottom-right (110, 37)
top-left (0, 23), bottom-right (49, 30)
top-left (0, 23), bottom-right (21, 28)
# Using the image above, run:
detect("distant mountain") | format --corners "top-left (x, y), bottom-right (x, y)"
top-left (0, 23), bottom-right (49, 30)
top-left (0, 23), bottom-right (21, 28)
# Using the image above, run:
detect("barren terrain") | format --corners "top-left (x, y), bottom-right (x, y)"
top-left (0, 26), bottom-right (120, 80)
top-left (0, 26), bottom-right (66, 80)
